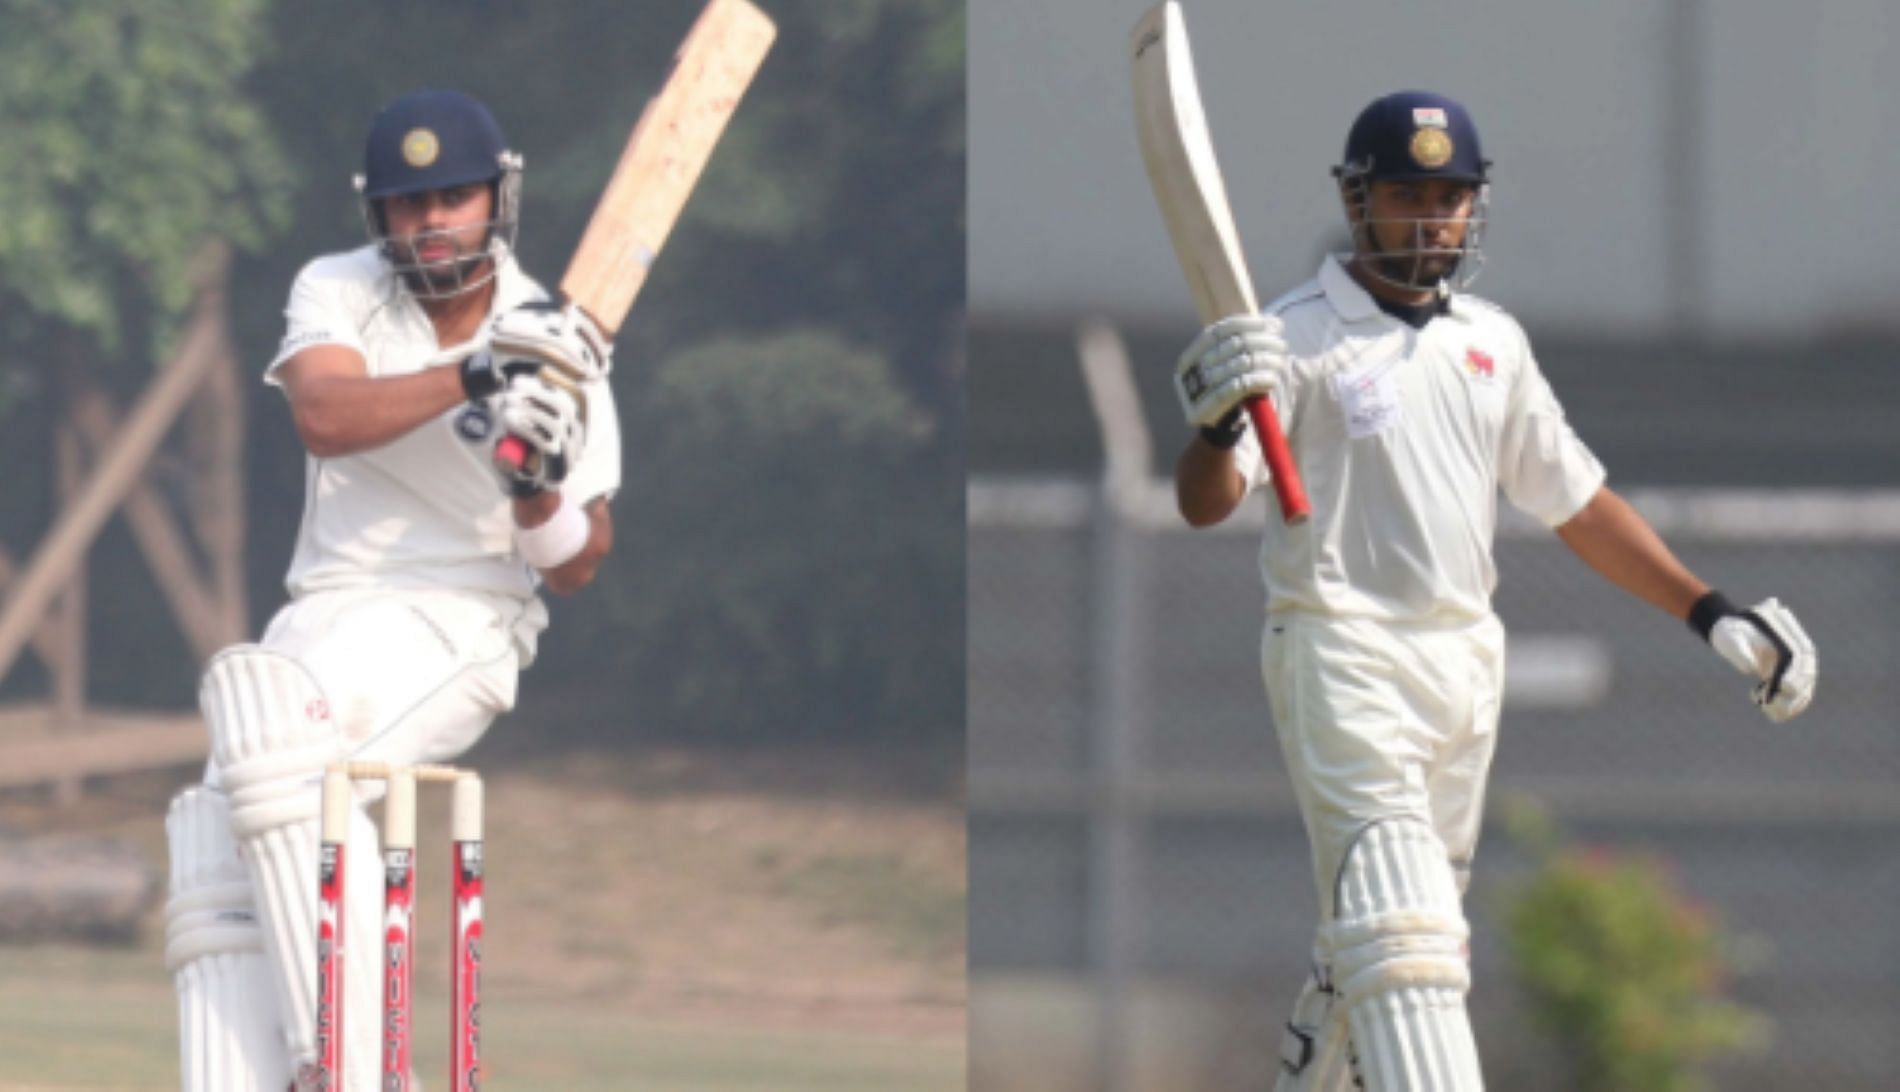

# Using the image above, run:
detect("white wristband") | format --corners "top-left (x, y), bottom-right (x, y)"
top-left (513, 493), bottom-right (590, 570)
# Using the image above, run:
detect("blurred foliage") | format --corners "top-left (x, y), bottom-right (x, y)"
top-left (0, 1), bottom-right (964, 742)
top-left (558, 329), bottom-right (954, 738)
top-left (1500, 802), bottom-right (1768, 1091)
top-left (0, 0), bottom-right (288, 360)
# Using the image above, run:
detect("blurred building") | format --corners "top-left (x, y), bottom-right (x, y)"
top-left (972, 0), bottom-right (1900, 341)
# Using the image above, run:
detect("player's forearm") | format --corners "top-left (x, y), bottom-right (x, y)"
top-left (1555, 486), bottom-right (1708, 620)
top-left (514, 493), bottom-right (612, 595)
top-left (291, 366), bottom-right (468, 457)
top-left (1175, 439), bottom-right (1250, 527)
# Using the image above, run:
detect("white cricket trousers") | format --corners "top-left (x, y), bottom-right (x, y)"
top-left (255, 586), bottom-right (530, 768)
top-left (1261, 611), bottom-right (1506, 912)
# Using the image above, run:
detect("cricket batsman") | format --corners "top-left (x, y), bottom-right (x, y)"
top-left (1170, 91), bottom-right (1817, 1090)
top-left (163, 89), bottom-right (620, 1089)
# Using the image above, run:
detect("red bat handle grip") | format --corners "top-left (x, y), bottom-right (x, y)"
top-left (1244, 396), bottom-right (1309, 525)
top-left (493, 435), bottom-right (531, 474)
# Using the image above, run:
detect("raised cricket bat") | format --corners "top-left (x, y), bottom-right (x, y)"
top-left (1129, 0), bottom-right (1310, 524)
top-left (497, 0), bottom-right (775, 473)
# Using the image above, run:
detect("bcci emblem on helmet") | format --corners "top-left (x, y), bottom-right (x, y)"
top-left (1409, 128), bottom-right (1453, 170)
top-left (401, 128), bottom-right (440, 168)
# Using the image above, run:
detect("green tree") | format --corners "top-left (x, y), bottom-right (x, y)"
top-left (553, 328), bottom-right (958, 739)
top-left (1501, 802), bottom-right (1768, 1091)
top-left (0, 0), bottom-right (287, 366)
top-left (0, 0), bottom-right (288, 706)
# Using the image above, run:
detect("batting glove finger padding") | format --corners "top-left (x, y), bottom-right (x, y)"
top-left (489, 299), bottom-right (612, 385)
top-left (1174, 313), bottom-right (1288, 430)
top-left (1710, 597), bottom-right (1816, 722)
top-left (495, 374), bottom-right (588, 496)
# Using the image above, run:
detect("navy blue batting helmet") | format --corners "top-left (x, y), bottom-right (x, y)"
top-left (1335, 90), bottom-right (1489, 184)
top-left (360, 89), bottom-right (511, 199)
top-left (353, 89), bottom-right (523, 299)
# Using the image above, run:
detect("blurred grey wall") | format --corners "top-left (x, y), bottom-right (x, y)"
top-left (971, 0), bottom-right (1900, 340)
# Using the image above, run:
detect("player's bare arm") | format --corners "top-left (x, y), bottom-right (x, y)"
top-left (277, 347), bottom-right (467, 457)
top-left (274, 324), bottom-right (567, 459)
top-left (276, 178), bottom-right (563, 458)
top-left (1174, 440), bottom-right (1250, 527)
top-left (515, 493), bottom-right (613, 595)
top-left (1553, 485), bottom-right (1708, 618)
top-left (1557, 484), bottom-right (1816, 720)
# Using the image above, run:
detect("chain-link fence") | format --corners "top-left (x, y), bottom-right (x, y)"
top-left (970, 454), bottom-right (1900, 1088)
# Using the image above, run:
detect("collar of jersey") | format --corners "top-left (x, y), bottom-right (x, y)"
top-left (488, 242), bottom-right (544, 311)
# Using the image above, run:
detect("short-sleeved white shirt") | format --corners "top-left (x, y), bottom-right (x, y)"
top-left (1232, 256), bottom-right (1604, 624)
top-left (264, 244), bottom-right (622, 604)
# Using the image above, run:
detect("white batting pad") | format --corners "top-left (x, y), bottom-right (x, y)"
top-left (1327, 818), bottom-right (1482, 1091)
top-left (166, 787), bottom-right (291, 1091)
top-left (1274, 961), bottom-right (1357, 1092)
top-left (202, 646), bottom-right (337, 819)
top-left (200, 646), bottom-right (393, 1085)
top-left (237, 793), bottom-right (386, 1091)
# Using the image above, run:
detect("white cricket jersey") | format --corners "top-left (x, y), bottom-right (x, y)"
top-left (264, 244), bottom-right (622, 603)
top-left (1233, 257), bottom-right (1604, 623)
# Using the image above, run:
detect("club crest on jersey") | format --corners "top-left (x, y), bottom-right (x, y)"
top-left (455, 404), bottom-right (495, 442)
top-left (1410, 127), bottom-right (1454, 169)
top-left (1463, 346), bottom-right (1496, 381)
top-left (401, 127), bottom-right (440, 168)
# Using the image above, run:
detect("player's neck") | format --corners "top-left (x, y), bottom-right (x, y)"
top-left (420, 279), bottom-right (499, 348)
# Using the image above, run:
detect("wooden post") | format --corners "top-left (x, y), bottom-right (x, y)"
top-left (71, 388), bottom-right (229, 662)
top-left (0, 552), bottom-right (65, 682)
top-left (0, 245), bottom-right (230, 686)
top-left (196, 331), bottom-right (248, 644)
top-left (0, 243), bottom-right (247, 793)
top-left (52, 417), bottom-right (87, 805)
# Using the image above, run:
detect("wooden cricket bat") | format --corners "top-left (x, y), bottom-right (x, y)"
top-left (1129, 0), bottom-right (1310, 525)
top-left (497, 0), bottom-right (776, 473)
top-left (560, 0), bottom-right (776, 335)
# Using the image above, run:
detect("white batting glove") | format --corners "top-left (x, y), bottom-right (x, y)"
top-left (463, 300), bottom-right (612, 402)
top-left (492, 373), bottom-right (588, 498)
top-left (1695, 594), bottom-right (1816, 722)
top-left (1174, 314), bottom-right (1288, 436)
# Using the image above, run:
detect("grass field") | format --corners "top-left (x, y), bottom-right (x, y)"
top-left (0, 747), bottom-right (965, 1090)
top-left (0, 948), bottom-right (963, 1090)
